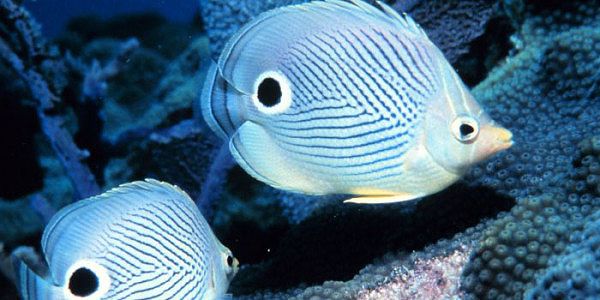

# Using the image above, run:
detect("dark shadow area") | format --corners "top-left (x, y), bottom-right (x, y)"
top-left (456, 15), bottom-right (514, 87)
top-left (230, 183), bottom-right (515, 294)
top-left (0, 89), bottom-right (43, 200)
top-left (220, 218), bottom-right (291, 267)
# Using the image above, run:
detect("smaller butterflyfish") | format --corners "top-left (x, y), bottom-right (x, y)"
top-left (12, 179), bottom-right (238, 300)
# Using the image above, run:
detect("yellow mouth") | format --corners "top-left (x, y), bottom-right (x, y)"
top-left (484, 125), bottom-right (514, 151)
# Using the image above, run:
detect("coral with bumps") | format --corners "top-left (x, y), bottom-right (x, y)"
top-left (356, 245), bottom-right (470, 299)
top-left (199, 0), bottom-right (496, 64)
top-left (231, 185), bottom-right (512, 298)
top-left (526, 209), bottom-right (600, 299)
top-left (459, 0), bottom-right (600, 297)
top-left (237, 225), bottom-right (486, 300)
top-left (198, 0), bottom-right (305, 59)
top-left (401, 0), bottom-right (496, 63)
top-left (462, 134), bottom-right (600, 299)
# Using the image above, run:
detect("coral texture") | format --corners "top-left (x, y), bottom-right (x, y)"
top-left (526, 209), bottom-right (600, 300)
top-left (460, 0), bottom-right (600, 297)
top-left (199, 0), bottom-right (496, 64)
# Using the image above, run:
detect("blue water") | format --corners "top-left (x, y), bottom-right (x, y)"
top-left (26, 0), bottom-right (197, 36)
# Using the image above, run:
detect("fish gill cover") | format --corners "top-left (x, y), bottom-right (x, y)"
top-left (0, 0), bottom-right (598, 299)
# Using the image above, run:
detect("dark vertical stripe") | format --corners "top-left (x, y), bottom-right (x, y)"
top-left (390, 32), bottom-right (435, 94)
top-left (337, 31), bottom-right (401, 118)
top-left (374, 30), bottom-right (430, 99)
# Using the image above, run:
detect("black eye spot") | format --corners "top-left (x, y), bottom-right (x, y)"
top-left (69, 268), bottom-right (98, 297)
top-left (460, 123), bottom-right (475, 137)
top-left (257, 77), bottom-right (281, 107)
top-left (227, 255), bottom-right (234, 267)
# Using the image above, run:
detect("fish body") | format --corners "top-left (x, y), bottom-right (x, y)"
top-left (13, 179), bottom-right (238, 300)
top-left (201, 0), bottom-right (513, 203)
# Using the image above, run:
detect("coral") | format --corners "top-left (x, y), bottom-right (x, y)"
top-left (231, 184), bottom-right (512, 296)
top-left (0, 200), bottom-right (43, 244)
top-left (398, 0), bottom-right (497, 64)
top-left (57, 12), bottom-right (202, 60)
top-left (462, 134), bottom-right (600, 299)
top-left (101, 37), bottom-right (209, 142)
top-left (0, 0), bottom-right (100, 199)
top-left (0, 145), bottom-right (74, 243)
top-left (458, 2), bottom-right (600, 297)
top-left (199, 0), bottom-right (496, 64)
top-left (526, 209), bottom-right (600, 300)
top-left (0, 243), bottom-right (17, 299)
top-left (356, 245), bottom-right (470, 300)
top-left (81, 38), bottom-right (140, 101)
top-left (236, 224), bottom-right (486, 300)
top-left (198, 0), bottom-right (305, 59)
top-left (197, 142), bottom-right (236, 219)
top-left (113, 120), bottom-right (220, 200)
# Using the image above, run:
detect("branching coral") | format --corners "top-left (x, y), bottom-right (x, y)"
top-left (0, 0), bottom-right (100, 200)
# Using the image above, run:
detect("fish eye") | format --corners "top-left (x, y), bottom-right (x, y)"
top-left (226, 255), bottom-right (234, 267)
top-left (252, 71), bottom-right (292, 115)
top-left (452, 116), bottom-right (479, 143)
top-left (65, 260), bottom-right (110, 299)
top-left (257, 78), bottom-right (281, 107)
top-left (69, 268), bottom-right (98, 297)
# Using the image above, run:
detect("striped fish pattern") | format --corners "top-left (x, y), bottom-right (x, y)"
top-left (13, 179), bottom-right (238, 300)
top-left (201, 0), bottom-right (513, 204)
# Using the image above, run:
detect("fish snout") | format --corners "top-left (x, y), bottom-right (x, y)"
top-left (481, 125), bottom-right (513, 154)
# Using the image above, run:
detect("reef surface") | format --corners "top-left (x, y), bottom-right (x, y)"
top-left (1, 0), bottom-right (599, 299)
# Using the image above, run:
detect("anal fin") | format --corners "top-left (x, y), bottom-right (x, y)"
top-left (344, 192), bottom-right (420, 204)
top-left (230, 121), bottom-right (323, 194)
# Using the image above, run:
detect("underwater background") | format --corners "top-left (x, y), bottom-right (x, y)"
top-left (0, 0), bottom-right (599, 299)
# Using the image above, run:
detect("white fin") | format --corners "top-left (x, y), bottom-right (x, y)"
top-left (344, 192), bottom-right (421, 204)
top-left (217, 0), bottom-right (431, 94)
top-left (201, 62), bottom-right (247, 140)
top-left (12, 255), bottom-right (64, 299)
top-left (229, 121), bottom-right (325, 194)
top-left (40, 179), bottom-right (195, 285)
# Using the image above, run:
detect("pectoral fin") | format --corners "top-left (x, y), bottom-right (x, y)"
top-left (229, 121), bottom-right (324, 194)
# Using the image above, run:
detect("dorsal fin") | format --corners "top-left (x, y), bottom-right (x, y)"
top-left (217, 0), bottom-right (431, 95)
